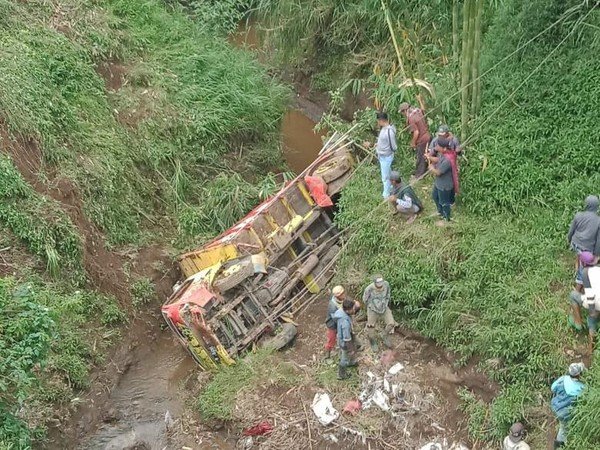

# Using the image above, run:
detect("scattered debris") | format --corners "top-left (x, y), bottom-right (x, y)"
top-left (342, 399), bottom-right (362, 415)
top-left (242, 420), bottom-right (273, 436)
top-left (311, 393), bottom-right (339, 425)
top-left (388, 362), bottom-right (405, 375)
top-left (326, 433), bottom-right (339, 443)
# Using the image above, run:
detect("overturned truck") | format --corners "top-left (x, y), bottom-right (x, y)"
top-left (162, 140), bottom-right (355, 369)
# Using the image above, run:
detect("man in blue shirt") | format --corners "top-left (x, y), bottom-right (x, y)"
top-left (550, 362), bottom-right (585, 448)
top-left (333, 299), bottom-right (358, 380)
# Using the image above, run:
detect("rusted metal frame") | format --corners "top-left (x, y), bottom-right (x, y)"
top-left (243, 286), bottom-right (275, 327)
top-left (267, 208), bottom-right (322, 265)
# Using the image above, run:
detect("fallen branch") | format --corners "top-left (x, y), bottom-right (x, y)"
top-left (302, 401), bottom-right (313, 450)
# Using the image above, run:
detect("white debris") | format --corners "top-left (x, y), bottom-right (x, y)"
top-left (420, 444), bottom-right (443, 450)
top-left (326, 434), bottom-right (339, 443)
top-left (311, 393), bottom-right (339, 426)
top-left (419, 442), bottom-right (469, 450)
top-left (388, 362), bottom-right (405, 375)
top-left (371, 390), bottom-right (391, 411)
top-left (341, 426), bottom-right (367, 445)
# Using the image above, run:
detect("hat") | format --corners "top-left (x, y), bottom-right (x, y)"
top-left (398, 102), bottom-right (410, 112)
top-left (437, 124), bottom-right (450, 135)
top-left (580, 251), bottom-right (595, 266)
top-left (389, 171), bottom-right (401, 182)
top-left (332, 285), bottom-right (345, 298)
top-left (569, 362), bottom-right (585, 377)
top-left (508, 422), bottom-right (525, 443)
top-left (373, 275), bottom-right (384, 287)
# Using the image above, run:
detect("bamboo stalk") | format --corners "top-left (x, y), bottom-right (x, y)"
top-left (381, 0), bottom-right (406, 78)
top-left (452, 0), bottom-right (460, 63)
top-left (470, 0), bottom-right (485, 117)
top-left (460, 0), bottom-right (475, 141)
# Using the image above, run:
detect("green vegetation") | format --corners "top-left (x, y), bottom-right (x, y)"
top-left (0, 277), bottom-right (125, 448)
top-left (258, 0), bottom-right (600, 446)
top-left (0, 0), bottom-right (290, 446)
top-left (130, 277), bottom-right (156, 307)
top-left (1, 0), bottom-right (289, 248)
top-left (0, 154), bottom-right (83, 281)
top-left (197, 350), bottom-right (298, 421)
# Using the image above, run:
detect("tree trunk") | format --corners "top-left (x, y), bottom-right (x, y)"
top-left (470, 0), bottom-right (484, 118)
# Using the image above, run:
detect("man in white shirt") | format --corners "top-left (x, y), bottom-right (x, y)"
top-left (502, 423), bottom-right (530, 450)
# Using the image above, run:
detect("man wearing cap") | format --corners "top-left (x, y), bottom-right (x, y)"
top-left (426, 141), bottom-right (455, 226)
top-left (429, 125), bottom-right (461, 195)
top-left (428, 124), bottom-right (462, 155)
top-left (569, 254), bottom-right (600, 353)
top-left (550, 362), bottom-right (586, 448)
top-left (362, 275), bottom-right (397, 352)
top-left (502, 423), bottom-right (530, 450)
top-left (324, 286), bottom-right (360, 360)
top-left (332, 299), bottom-right (359, 379)
top-left (363, 112), bottom-right (397, 199)
top-left (323, 285), bottom-right (346, 360)
top-left (399, 102), bottom-right (431, 178)
top-left (387, 171), bottom-right (423, 223)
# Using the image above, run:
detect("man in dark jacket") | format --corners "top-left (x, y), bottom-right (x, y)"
top-left (388, 171), bottom-right (423, 223)
top-left (568, 195), bottom-right (600, 257)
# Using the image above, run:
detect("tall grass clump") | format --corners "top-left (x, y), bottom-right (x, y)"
top-left (0, 154), bottom-right (83, 279)
top-left (0, 0), bottom-right (288, 246)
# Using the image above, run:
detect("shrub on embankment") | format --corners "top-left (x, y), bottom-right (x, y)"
top-left (0, 0), bottom-right (288, 248)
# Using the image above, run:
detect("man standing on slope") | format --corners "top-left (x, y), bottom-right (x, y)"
top-left (324, 286), bottom-right (361, 360)
top-left (502, 422), bottom-right (530, 450)
top-left (550, 362), bottom-right (586, 449)
top-left (399, 102), bottom-right (431, 178)
top-left (567, 195), bottom-right (600, 260)
top-left (364, 112), bottom-right (397, 199)
top-left (323, 285), bottom-right (346, 360)
top-left (362, 275), bottom-right (397, 352)
top-left (427, 138), bottom-right (455, 226)
top-left (333, 299), bottom-right (359, 380)
top-left (429, 124), bottom-right (461, 196)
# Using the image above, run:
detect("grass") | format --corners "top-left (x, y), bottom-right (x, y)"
top-left (197, 349), bottom-right (299, 421)
top-left (0, 0), bottom-right (289, 247)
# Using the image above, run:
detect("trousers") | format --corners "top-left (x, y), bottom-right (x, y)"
top-left (378, 154), bottom-right (394, 198)
top-left (432, 186), bottom-right (454, 221)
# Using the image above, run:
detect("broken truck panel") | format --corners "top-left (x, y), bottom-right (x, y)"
top-left (162, 140), bottom-right (355, 369)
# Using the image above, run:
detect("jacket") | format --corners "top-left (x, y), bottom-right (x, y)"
top-left (551, 375), bottom-right (584, 421)
top-left (568, 196), bottom-right (600, 255)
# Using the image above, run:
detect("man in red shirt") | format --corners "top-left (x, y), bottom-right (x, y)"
top-left (399, 102), bottom-right (431, 178)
